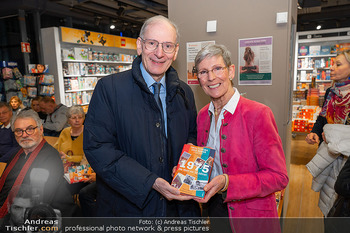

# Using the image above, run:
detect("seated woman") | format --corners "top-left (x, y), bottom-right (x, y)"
top-left (9, 96), bottom-right (24, 116)
top-left (54, 105), bottom-right (85, 170)
top-left (54, 105), bottom-right (96, 217)
top-left (31, 96), bottom-right (47, 121)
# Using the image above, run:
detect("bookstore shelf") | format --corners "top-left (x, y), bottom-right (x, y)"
top-left (62, 60), bottom-right (132, 65)
top-left (298, 54), bottom-right (337, 58)
top-left (41, 27), bottom-right (137, 109)
top-left (292, 27), bottom-right (350, 134)
top-left (298, 80), bottom-right (332, 83)
top-left (64, 74), bottom-right (111, 77)
top-left (65, 88), bottom-right (94, 93)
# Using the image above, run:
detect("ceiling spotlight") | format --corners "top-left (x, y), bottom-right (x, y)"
top-left (316, 25), bottom-right (322, 30)
top-left (110, 19), bottom-right (116, 30)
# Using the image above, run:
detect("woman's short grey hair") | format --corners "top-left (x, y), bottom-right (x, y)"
top-left (67, 105), bottom-right (85, 119)
top-left (11, 109), bottom-right (42, 131)
top-left (194, 44), bottom-right (232, 71)
top-left (139, 15), bottom-right (179, 43)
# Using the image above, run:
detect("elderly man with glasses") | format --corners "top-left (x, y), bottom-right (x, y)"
top-left (84, 15), bottom-right (199, 217)
top-left (0, 110), bottom-right (75, 218)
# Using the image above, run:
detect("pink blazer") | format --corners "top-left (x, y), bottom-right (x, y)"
top-left (197, 97), bottom-right (289, 218)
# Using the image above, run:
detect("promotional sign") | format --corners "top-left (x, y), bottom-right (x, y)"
top-left (186, 41), bottom-right (215, 85)
top-left (239, 36), bottom-right (273, 85)
top-left (61, 27), bottom-right (137, 50)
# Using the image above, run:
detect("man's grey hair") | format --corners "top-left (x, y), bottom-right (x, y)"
top-left (11, 109), bottom-right (42, 131)
top-left (0, 101), bottom-right (12, 111)
top-left (194, 44), bottom-right (232, 71)
top-left (67, 105), bottom-right (85, 119)
top-left (139, 15), bottom-right (179, 43)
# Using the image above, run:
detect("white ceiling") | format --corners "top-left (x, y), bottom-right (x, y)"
top-left (1, 0), bottom-right (350, 35)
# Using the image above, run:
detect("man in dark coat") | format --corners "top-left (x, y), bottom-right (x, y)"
top-left (83, 15), bottom-right (200, 217)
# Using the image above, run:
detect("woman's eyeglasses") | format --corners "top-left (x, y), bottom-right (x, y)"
top-left (197, 66), bottom-right (227, 79)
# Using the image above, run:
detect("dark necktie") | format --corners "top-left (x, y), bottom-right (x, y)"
top-left (153, 82), bottom-right (163, 114)
top-left (152, 82), bottom-right (166, 136)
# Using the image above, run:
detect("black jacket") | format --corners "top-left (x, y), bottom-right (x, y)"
top-left (327, 158), bottom-right (350, 218)
top-left (311, 88), bottom-right (330, 144)
top-left (335, 158), bottom-right (350, 199)
top-left (83, 56), bottom-right (200, 217)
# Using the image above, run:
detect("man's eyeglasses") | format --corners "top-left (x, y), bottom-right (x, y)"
top-left (14, 126), bottom-right (38, 137)
top-left (197, 66), bottom-right (227, 79)
top-left (140, 38), bottom-right (177, 54)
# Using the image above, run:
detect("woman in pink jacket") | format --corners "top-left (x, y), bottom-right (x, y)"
top-left (194, 44), bottom-right (288, 233)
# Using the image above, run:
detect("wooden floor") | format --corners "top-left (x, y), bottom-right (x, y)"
top-left (282, 134), bottom-right (324, 233)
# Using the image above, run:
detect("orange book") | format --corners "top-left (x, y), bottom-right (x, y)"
top-left (171, 144), bottom-right (215, 198)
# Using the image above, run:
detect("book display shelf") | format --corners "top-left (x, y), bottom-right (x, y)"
top-left (1, 61), bottom-right (55, 107)
top-left (26, 64), bottom-right (55, 98)
top-left (0, 61), bottom-right (22, 103)
top-left (41, 27), bottom-right (137, 111)
top-left (292, 27), bottom-right (350, 135)
top-left (62, 47), bottom-right (135, 107)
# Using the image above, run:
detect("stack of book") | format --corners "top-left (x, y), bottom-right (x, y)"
top-left (307, 88), bottom-right (319, 106)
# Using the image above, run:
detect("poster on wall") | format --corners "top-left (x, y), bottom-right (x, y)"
top-left (238, 36), bottom-right (273, 85)
top-left (186, 41), bottom-right (215, 85)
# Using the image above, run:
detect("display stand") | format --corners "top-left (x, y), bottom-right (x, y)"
top-left (24, 64), bottom-right (55, 102)
top-left (293, 27), bottom-right (350, 93)
top-left (292, 27), bottom-right (350, 135)
top-left (41, 27), bottom-right (137, 111)
top-left (0, 61), bottom-right (25, 104)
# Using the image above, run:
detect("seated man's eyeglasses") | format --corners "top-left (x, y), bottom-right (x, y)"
top-left (14, 126), bottom-right (38, 137)
top-left (197, 66), bottom-right (227, 79)
top-left (140, 38), bottom-right (177, 54)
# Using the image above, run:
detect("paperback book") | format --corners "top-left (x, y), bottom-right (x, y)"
top-left (309, 45), bottom-right (321, 56)
top-left (171, 144), bottom-right (215, 198)
top-left (64, 164), bottom-right (93, 184)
